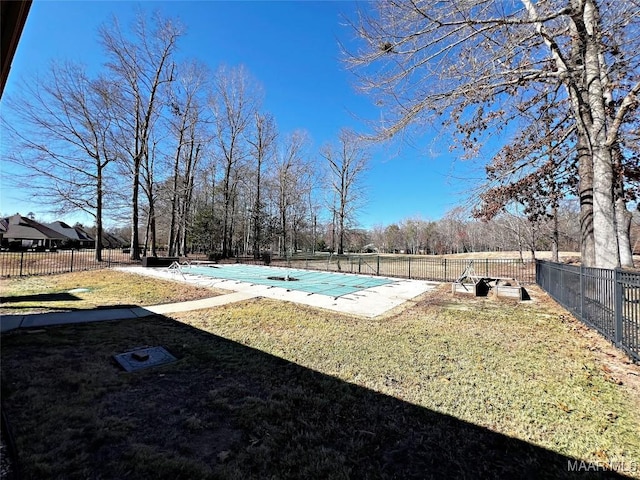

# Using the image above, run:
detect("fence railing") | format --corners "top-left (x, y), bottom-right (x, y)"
top-left (0, 249), bottom-right (139, 277)
top-left (536, 260), bottom-right (640, 362)
top-left (247, 254), bottom-right (537, 284)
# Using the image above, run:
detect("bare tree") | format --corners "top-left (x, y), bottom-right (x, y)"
top-left (437, 208), bottom-right (470, 254)
top-left (384, 224), bottom-right (403, 253)
top-left (347, 0), bottom-right (640, 268)
top-left (269, 131), bottom-right (312, 257)
top-left (3, 61), bottom-right (118, 261)
top-left (321, 129), bottom-right (369, 255)
top-left (166, 61), bottom-right (209, 256)
top-left (100, 12), bottom-right (182, 260)
top-left (210, 65), bottom-right (261, 257)
top-left (247, 112), bottom-right (277, 258)
top-left (141, 136), bottom-right (160, 256)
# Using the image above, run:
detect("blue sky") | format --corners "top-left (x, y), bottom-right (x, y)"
top-left (0, 0), bottom-right (479, 228)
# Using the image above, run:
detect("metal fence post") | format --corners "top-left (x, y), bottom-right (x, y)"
top-left (408, 257), bottom-right (411, 279)
top-left (444, 258), bottom-right (447, 281)
top-left (70, 249), bottom-right (74, 273)
top-left (560, 262), bottom-right (563, 304)
top-left (358, 256), bottom-right (361, 274)
top-left (19, 251), bottom-right (24, 277)
top-left (377, 255), bottom-right (380, 276)
top-left (614, 268), bottom-right (623, 346)
top-left (580, 264), bottom-right (584, 321)
top-left (485, 259), bottom-right (489, 277)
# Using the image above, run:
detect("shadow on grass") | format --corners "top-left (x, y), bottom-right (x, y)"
top-left (0, 292), bottom-right (82, 304)
top-left (0, 312), bottom-right (629, 480)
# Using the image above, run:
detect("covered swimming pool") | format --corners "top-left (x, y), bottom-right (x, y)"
top-left (184, 263), bottom-right (395, 298)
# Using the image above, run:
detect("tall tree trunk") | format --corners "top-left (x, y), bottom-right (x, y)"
top-left (222, 164), bottom-right (231, 257)
top-left (143, 214), bottom-right (150, 257)
top-left (612, 146), bottom-right (634, 268)
top-left (180, 200), bottom-right (189, 256)
top-left (338, 202), bottom-right (345, 255)
top-left (95, 166), bottom-right (104, 262)
top-left (583, 1), bottom-right (618, 268)
top-left (130, 156), bottom-right (141, 260)
top-left (181, 143), bottom-right (198, 257)
top-left (253, 162), bottom-right (262, 259)
top-left (590, 143), bottom-right (618, 268)
top-left (228, 180), bottom-right (238, 257)
top-left (148, 201), bottom-right (157, 257)
top-left (551, 203), bottom-right (559, 263)
top-left (280, 197), bottom-right (287, 257)
top-left (616, 197), bottom-right (634, 268)
top-left (529, 222), bottom-right (537, 261)
top-left (577, 130), bottom-right (595, 267)
top-left (168, 151), bottom-right (181, 256)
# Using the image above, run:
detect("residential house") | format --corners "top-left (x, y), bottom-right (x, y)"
top-left (1, 214), bottom-right (70, 250)
top-left (45, 221), bottom-right (95, 249)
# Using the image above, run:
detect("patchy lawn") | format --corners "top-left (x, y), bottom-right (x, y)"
top-left (0, 269), bottom-right (225, 314)
top-left (1, 278), bottom-right (639, 479)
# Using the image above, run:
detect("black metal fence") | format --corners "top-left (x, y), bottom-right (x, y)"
top-left (252, 254), bottom-right (537, 284)
top-left (536, 260), bottom-right (640, 362)
top-left (0, 249), bottom-right (139, 277)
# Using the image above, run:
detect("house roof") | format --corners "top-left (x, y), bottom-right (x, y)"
top-left (45, 221), bottom-right (94, 242)
top-left (3, 214), bottom-right (71, 241)
top-left (100, 230), bottom-right (126, 248)
top-left (1, 1), bottom-right (32, 98)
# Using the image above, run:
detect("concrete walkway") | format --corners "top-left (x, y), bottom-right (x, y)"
top-left (0, 291), bottom-right (258, 333)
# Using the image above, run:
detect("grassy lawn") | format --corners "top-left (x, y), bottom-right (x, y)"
top-left (1, 272), bottom-right (639, 479)
top-left (0, 269), bottom-right (224, 314)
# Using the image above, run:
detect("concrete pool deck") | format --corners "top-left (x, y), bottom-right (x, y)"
top-left (119, 264), bottom-right (440, 318)
top-left (0, 266), bottom-right (439, 332)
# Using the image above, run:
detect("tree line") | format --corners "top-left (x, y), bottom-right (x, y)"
top-left (102, 199), bottom-right (639, 262)
top-left (4, 12), bottom-right (368, 261)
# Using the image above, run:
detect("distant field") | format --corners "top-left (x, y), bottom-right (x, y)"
top-left (433, 251), bottom-right (581, 261)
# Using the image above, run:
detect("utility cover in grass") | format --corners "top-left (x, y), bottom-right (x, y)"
top-left (113, 346), bottom-right (176, 372)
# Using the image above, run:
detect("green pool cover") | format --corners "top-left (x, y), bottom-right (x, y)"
top-left (187, 264), bottom-right (394, 298)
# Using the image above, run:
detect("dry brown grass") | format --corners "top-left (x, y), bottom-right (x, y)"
top-left (1, 270), bottom-right (639, 479)
top-left (0, 269), bottom-right (225, 314)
